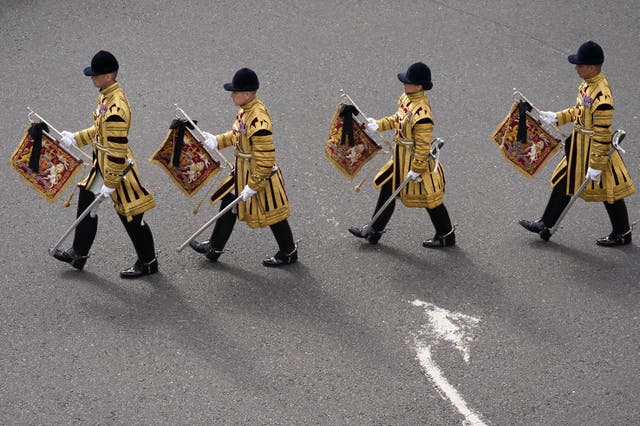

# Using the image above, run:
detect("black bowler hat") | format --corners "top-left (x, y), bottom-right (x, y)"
top-left (397, 62), bottom-right (433, 90)
top-left (83, 50), bottom-right (119, 76)
top-left (223, 68), bottom-right (259, 92)
top-left (568, 41), bottom-right (604, 65)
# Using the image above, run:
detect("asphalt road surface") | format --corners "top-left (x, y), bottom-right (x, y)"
top-left (1, 1), bottom-right (639, 424)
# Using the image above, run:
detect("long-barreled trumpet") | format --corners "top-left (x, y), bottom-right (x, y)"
top-left (338, 89), bottom-right (394, 191)
top-left (27, 107), bottom-right (93, 162)
top-left (173, 104), bottom-right (236, 214)
top-left (174, 104), bottom-right (234, 214)
top-left (174, 104), bottom-right (234, 170)
top-left (339, 89), bottom-right (394, 151)
top-left (512, 89), bottom-right (567, 139)
top-left (28, 107), bottom-right (92, 207)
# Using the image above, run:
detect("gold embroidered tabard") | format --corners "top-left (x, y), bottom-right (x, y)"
top-left (550, 72), bottom-right (634, 202)
top-left (373, 91), bottom-right (446, 208)
top-left (212, 97), bottom-right (290, 228)
top-left (74, 82), bottom-right (155, 221)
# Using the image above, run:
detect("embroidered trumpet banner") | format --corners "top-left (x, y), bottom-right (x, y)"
top-left (10, 124), bottom-right (82, 202)
top-left (150, 120), bottom-right (220, 196)
top-left (492, 101), bottom-right (561, 178)
top-left (325, 103), bottom-right (381, 180)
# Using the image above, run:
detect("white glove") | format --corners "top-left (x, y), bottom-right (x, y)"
top-left (239, 184), bottom-right (256, 201)
top-left (202, 131), bottom-right (218, 152)
top-left (586, 167), bottom-right (602, 182)
top-left (539, 111), bottom-right (557, 126)
top-left (366, 117), bottom-right (378, 133)
top-left (100, 184), bottom-right (116, 198)
top-left (60, 130), bottom-right (77, 149)
top-left (407, 170), bottom-right (421, 181)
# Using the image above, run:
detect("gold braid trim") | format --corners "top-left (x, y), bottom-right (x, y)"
top-left (589, 108), bottom-right (613, 169)
top-left (410, 121), bottom-right (433, 174)
top-left (248, 134), bottom-right (275, 190)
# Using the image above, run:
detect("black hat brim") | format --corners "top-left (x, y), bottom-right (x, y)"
top-left (397, 72), bottom-right (433, 90)
top-left (397, 72), bottom-right (411, 84)
top-left (223, 82), bottom-right (259, 92)
top-left (567, 53), bottom-right (603, 65)
top-left (567, 54), bottom-right (583, 65)
top-left (83, 66), bottom-right (117, 76)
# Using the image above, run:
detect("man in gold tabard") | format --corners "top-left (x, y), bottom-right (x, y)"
top-left (53, 50), bottom-right (158, 277)
top-left (349, 62), bottom-right (456, 248)
top-left (189, 68), bottom-right (297, 266)
top-left (519, 41), bottom-right (635, 246)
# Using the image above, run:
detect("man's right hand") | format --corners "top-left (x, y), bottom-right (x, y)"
top-left (202, 131), bottom-right (218, 151)
top-left (60, 130), bottom-right (77, 149)
top-left (365, 117), bottom-right (378, 133)
top-left (539, 111), bottom-right (557, 126)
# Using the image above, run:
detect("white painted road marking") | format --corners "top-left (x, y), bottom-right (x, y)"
top-left (411, 300), bottom-right (487, 426)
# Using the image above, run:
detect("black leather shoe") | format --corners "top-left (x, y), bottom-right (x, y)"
top-left (120, 258), bottom-right (158, 279)
top-left (348, 226), bottom-right (383, 244)
top-left (519, 219), bottom-right (551, 241)
top-left (189, 240), bottom-right (211, 254)
top-left (205, 248), bottom-right (224, 262)
top-left (52, 247), bottom-right (87, 270)
top-left (596, 231), bottom-right (632, 247)
top-left (190, 240), bottom-right (223, 262)
top-left (422, 231), bottom-right (456, 248)
top-left (519, 219), bottom-right (545, 233)
top-left (263, 247), bottom-right (298, 267)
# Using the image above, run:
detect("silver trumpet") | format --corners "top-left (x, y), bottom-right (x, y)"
top-left (173, 104), bottom-right (235, 214)
top-left (338, 89), bottom-right (393, 191)
top-left (511, 89), bottom-right (567, 139)
top-left (174, 104), bottom-right (234, 170)
top-left (27, 107), bottom-right (93, 163)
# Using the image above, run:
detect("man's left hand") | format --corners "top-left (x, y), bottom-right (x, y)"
top-left (407, 170), bottom-right (421, 181)
top-left (586, 167), bottom-right (602, 182)
top-left (240, 185), bottom-right (256, 201)
top-left (100, 184), bottom-right (116, 198)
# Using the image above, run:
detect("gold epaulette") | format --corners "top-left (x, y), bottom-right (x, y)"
top-left (245, 104), bottom-right (272, 137)
top-left (104, 93), bottom-right (130, 122)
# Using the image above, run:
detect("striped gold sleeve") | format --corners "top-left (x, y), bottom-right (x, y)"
top-left (410, 121), bottom-right (433, 174)
top-left (102, 116), bottom-right (129, 187)
top-left (216, 130), bottom-right (235, 149)
top-left (589, 107), bottom-right (614, 169)
top-left (377, 115), bottom-right (395, 132)
top-left (556, 107), bottom-right (575, 126)
top-left (74, 126), bottom-right (96, 147)
top-left (248, 133), bottom-right (275, 190)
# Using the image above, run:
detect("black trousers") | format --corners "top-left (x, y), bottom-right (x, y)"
top-left (207, 192), bottom-right (296, 253)
top-left (72, 188), bottom-right (156, 263)
top-left (370, 179), bottom-right (453, 235)
top-left (541, 175), bottom-right (630, 234)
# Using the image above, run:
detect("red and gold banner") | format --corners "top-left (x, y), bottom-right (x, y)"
top-left (150, 121), bottom-right (220, 196)
top-left (325, 103), bottom-right (381, 180)
top-left (492, 102), bottom-right (561, 178)
top-left (10, 125), bottom-right (82, 202)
